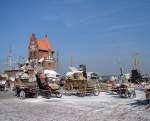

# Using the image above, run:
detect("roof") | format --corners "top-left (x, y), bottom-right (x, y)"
top-left (66, 71), bottom-right (83, 77)
top-left (44, 70), bottom-right (59, 78)
top-left (37, 35), bottom-right (53, 51)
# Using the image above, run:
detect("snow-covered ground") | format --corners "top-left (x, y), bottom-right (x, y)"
top-left (0, 90), bottom-right (149, 121)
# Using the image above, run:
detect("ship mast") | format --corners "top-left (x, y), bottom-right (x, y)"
top-left (5, 46), bottom-right (24, 70)
top-left (56, 50), bottom-right (59, 72)
top-left (70, 56), bottom-right (73, 67)
top-left (133, 53), bottom-right (140, 73)
top-left (7, 46), bottom-right (14, 70)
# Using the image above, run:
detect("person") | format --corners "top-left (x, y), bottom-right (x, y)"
top-left (145, 84), bottom-right (150, 105)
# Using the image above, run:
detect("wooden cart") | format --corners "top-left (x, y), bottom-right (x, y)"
top-left (64, 71), bottom-right (100, 96)
top-left (36, 73), bottom-right (62, 98)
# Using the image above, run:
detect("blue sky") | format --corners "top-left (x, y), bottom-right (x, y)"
top-left (0, 0), bottom-right (150, 75)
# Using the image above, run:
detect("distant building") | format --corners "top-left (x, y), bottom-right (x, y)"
top-left (4, 69), bottom-right (23, 78)
top-left (28, 34), bottom-right (56, 70)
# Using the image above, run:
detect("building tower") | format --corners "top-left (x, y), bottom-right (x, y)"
top-left (28, 34), bottom-right (56, 70)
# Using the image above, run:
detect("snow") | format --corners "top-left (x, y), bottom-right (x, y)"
top-left (44, 70), bottom-right (59, 78)
top-left (66, 71), bottom-right (83, 77)
top-left (0, 90), bottom-right (150, 121)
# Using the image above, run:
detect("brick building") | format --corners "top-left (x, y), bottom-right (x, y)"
top-left (28, 34), bottom-right (56, 70)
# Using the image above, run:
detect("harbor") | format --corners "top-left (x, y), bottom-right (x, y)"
top-left (0, 0), bottom-right (150, 121)
top-left (0, 33), bottom-right (149, 121)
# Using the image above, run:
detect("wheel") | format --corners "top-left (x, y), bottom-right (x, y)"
top-left (19, 90), bottom-right (26, 99)
top-left (56, 92), bottom-right (62, 98)
top-left (47, 92), bottom-right (51, 99)
top-left (93, 85), bottom-right (100, 96)
top-left (119, 89), bottom-right (124, 97)
top-left (33, 91), bottom-right (38, 98)
top-left (64, 91), bottom-right (71, 96)
top-left (93, 88), bottom-right (100, 96)
top-left (133, 91), bottom-right (136, 98)
top-left (79, 91), bottom-right (85, 97)
top-left (128, 92), bottom-right (131, 98)
top-left (125, 90), bottom-right (129, 97)
top-left (129, 90), bottom-right (136, 98)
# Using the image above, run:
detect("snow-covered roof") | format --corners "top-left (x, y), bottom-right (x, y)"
top-left (66, 71), bottom-right (83, 77)
top-left (66, 66), bottom-right (83, 77)
top-left (44, 70), bottom-right (59, 78)
top-left (1, 74), bottom-right (8, 78)
top-left (9, 77), bottom-right (15, 81)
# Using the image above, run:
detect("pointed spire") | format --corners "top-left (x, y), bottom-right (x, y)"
top-left (31, 33), bottom-right (36, 41)
top-left (45, 34), bottom-right (48, 38)
top-left (44, 34), bottom-right (49, 42)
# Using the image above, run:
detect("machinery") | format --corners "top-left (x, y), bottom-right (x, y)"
top-left (0, 80), bottom-right (6, 91)
top-left (111, 74), bottom-right (136, 98)
top-left (14, 71), bottom-right (62, 99)
top-left (0, 75), bottom-right (7, 91)
top-left (64, 65), bottom-right (100, 96)
top-left (111, 82), bottom-right (136, 98)
top-left (14, 72), bottom-right (37, 99)
top-left (144, 83), bottom-right (150, 104)
top-left (36, 72), bottom-right (62, 98)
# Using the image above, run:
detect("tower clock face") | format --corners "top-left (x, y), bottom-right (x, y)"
top-left (31, 41), bottom-right (35, 45)
top-left (30, 41), bottom-right (36, 51)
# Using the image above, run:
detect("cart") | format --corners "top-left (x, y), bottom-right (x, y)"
top-left (112, 83), bottom-right (136, 98)
top-left (14, 77), bottom-right (38, 99)
top-left (64, 71), bottom-right (100, 96)
top-left (36, 73), bottom-right (62, 98)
